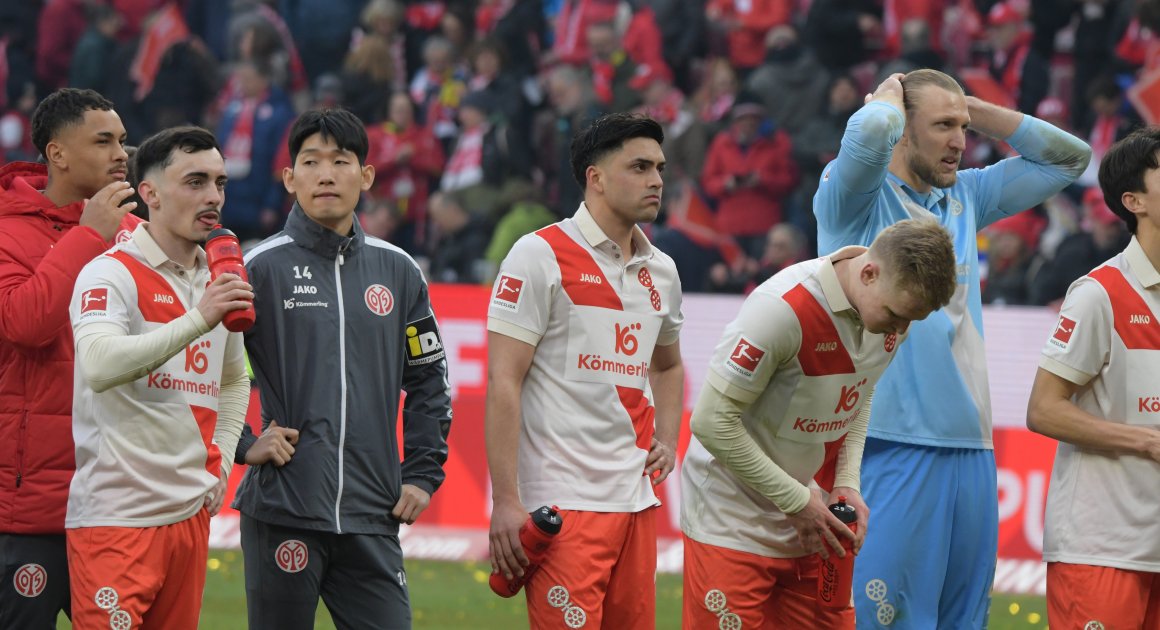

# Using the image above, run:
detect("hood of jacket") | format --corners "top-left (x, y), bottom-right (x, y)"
top-left (0, 161), bottom-right (85, 225)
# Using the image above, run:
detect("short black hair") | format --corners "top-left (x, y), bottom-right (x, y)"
top-left (30, 88), bottom-right (115, 158)
top-left (133, 126), bottom-right (221, 182)
top-left (288, 108), bottom-right (369, 165)
top-left (569, 113), bottom-right (664, 189)
top-left (1097, 126), bottom-right (1160, 234)
top-left (1086, 74), bottom-right (1122, 104)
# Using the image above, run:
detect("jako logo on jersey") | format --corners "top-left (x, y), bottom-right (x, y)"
top-left (81, 288), bottom-right (108, 314)
top-left (834, 378), bottom-right (868, 414)
top-left (365, 284), bottom-right (394, 316)
top-left (406, 315), bottom-right (446, 366)
top-left (1139, 397), bottom-right (1160, 413)
top-left (275, 540), bottom-right (309, 573)
top-left (185, 340), bottom-right (211, 374)
top-left (13, 563), bottom-right (46, 598)
top-left (725, 337), bottom-right (766, 378)
top-left (615, 322), bottom-right (642, 356)
top-left (815, 341), bottom-right (838, 352)
top-left (580, 273), bottom-right (602, 284)
top-left (293, 285), bottom-right (318, 294)
top-left (492, 274), bottom-right (525, 312)
top-left (1050, 315), bottom-right (1078, 349)
top-left (153, 293), bottom-right (175, 304)
top-left (1131, 313), bottom-right (1152, 324)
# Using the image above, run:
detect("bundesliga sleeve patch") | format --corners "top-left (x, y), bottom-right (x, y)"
top-left (405, 315), bottom-right (446, 366)
top-left (724, 336), bottom-right (767, 379)
top-left (491, 274), bottom-right (525, 312)
top-left (1049, 315), bottom-right (1078, 349)
top-left (80, 288), bottom-right (109, 315)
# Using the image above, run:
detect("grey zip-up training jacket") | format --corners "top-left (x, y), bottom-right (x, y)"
top-left (231, 205), bottom-right (452, 535)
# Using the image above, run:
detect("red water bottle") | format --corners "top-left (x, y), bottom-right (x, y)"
top-left (489, 506), bottom-right (564, 598)
top-left (817, 495), bottom-right (858, 609)
top-left (204, 225), bottom-right (255, 332)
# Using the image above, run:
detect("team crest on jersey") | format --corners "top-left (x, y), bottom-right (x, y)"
top-left (1050, 315), bottom-right (1078, 349)
top-left (638, 267), bottom-right (661, 311)
top-left (724, 337), bottom-right (766, 379)
top-left (948, 197), bottom-right (963, 216)
top-left (115, 229), bottom-right (132, 244)
top-left (13, 563), bottom-right (46, 598)
top-left (492, 274), bottom-right (525, 312)
top-left (405, 315), bottom-right (446, 366)
top-left (81, 288), bottom-right (109, 315)
top-left (884, 333), bottom-right (897, 353)
top-left (364, 284), bottom-right (394, 316)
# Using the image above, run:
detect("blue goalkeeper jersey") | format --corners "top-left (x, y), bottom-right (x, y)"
top-left (814, 101), bottom-right (1090, 449)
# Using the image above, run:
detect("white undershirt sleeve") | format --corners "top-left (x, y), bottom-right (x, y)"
top-left (834, 388), bottom-right (872, 491)
top-left (691, 382), bottom-right (812, 515)
top-left (214, 331), bottom-right (249, 480)
top-left (75, 310), bottom-right (211, 393)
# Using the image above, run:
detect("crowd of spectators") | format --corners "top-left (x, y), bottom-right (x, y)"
top-left (0, 0), bottom-right (1156, 299)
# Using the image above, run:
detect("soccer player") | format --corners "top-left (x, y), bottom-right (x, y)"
top-left (814, 68), bottom-right (1091, 627)
top-left (1027, 126), bottom-right (1160, 627)
top-left (681, 219), bottom-right (957, 629)
top-left (0, 87), bottom-right (141, 628)
top-left (66, 126), bottom-right (251, 629)
top-left (486, 112), bottom-right (685, 628)
top-left (231, 108), bottom-right (452, 629)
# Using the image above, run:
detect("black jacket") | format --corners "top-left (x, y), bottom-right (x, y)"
top-left (231, 206), bottom-right (452, 535)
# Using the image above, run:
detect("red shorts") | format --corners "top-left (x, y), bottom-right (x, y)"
top-left (67, 509), bottom-right (209, 630)
top-left (525, 507), bottom-right (656, 629)
top-left (1047, 561), bottom-right (1160, 629)
top-left (682, 535), bottom-right (854, 630)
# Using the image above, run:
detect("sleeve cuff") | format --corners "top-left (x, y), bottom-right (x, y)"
top-left (487, 317), bottom-right (542, 346)
top-left (1039, 355), bottom-right (1094, 386)
top-left (402, 478), bottom-right (436, 496)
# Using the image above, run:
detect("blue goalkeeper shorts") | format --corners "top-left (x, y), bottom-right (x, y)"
top-left (853, 438), bottom-right (998, 628)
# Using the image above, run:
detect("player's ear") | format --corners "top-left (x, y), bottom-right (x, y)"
top-left (282, 166), bottom-right (295, 194)
top-left (860, 261), bottom-right (880, 286)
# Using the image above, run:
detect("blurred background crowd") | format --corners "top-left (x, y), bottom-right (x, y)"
top-left (0, 0), bottom-right (1156, 304)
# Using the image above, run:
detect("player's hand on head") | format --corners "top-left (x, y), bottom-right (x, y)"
top-left (831, 486), bottom-right (869, 554)
top-left (196, 273), bottom-right (253, 328)
top-left (645, 438), bottom-right (676, 486)
top-left (80, 181), bottom-right (137, 241)
top-left (488, 499), bottom-right (531, 580)
top-left (785, 488), bottom-right (855, 559)
top-left (869, 73), bottom-right (906, 114)
top-left (391, 484), bottom-right (431, 525)
top-left (244, 419), bottom-right (299, 467)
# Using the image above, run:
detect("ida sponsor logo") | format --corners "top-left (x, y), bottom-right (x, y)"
top-left (81, 288), bottom-right (109, 314)
top-left (724, 337), bottom-right (766, 379)
top-left (1050, 316), bottom-right (1077, 349)
top-left (492, 274), bottom-right (525, 312)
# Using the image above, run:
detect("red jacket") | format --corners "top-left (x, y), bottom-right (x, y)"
top-left (702, 128), bottom-right (799, 238)
top-left (366, 122), bottom-right (446, 246)
top-left (707, 0), bottom-right (792, 69)
top-left (0, 162), bottom-right (141, 534)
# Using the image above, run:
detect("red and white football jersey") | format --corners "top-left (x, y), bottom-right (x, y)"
top-left (487, 204), bottom-right (683, 513)
top-left (1040, 237), bottom-right (1160, 571)
top-left (681, 247), bottom-right (905, 558)
top-left (68, 225), bottom-right (244, 528)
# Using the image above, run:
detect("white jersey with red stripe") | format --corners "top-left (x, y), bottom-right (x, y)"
top-left (681, 247), bottom-right (905, 558)
top-left (67, 227), bottom-right (240, 528)
top-left (1039, 237), bottom-right (1160, 571)
top-left (487, 204), bottom-right (683, 513)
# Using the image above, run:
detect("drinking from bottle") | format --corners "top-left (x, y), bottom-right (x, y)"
top-left (489, 506), bottom-right (564, 597)
top-left (205, 224), bottom-right (255, 332)
top-left (817, 495), bottom-right (858, 609)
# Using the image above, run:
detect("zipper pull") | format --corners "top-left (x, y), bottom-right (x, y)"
top-left (339, 253), bottom-right (345, 266)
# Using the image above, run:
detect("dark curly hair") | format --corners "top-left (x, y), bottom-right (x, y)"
top-left (30, 88), bottom-right (115, 158)
top-left (570, 113), bottom-right (664, 189)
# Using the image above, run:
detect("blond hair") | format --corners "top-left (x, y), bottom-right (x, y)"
top-left (901, 68), bottom-right (963, 116)
top-left (868, 219), bottom-right (957, 311)
top-left (344, 35), bottom-right (395, 84)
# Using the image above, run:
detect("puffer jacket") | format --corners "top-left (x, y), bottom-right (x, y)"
top-left (0, 161), bottom-right (141, 533)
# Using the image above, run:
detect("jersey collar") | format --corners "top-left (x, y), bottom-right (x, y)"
top-left (284, 203), bottom-right (364, 260)
top-left (1125, 236), bottom-right (1160, 288)
top-left (133, 223), bottom-right (207, 270)
top-left (574, 202), bottom-right (655, 262)
top-left (887, 172), bottom-right (948, 211)
top-left (819, 246), bottom-right (865, 313)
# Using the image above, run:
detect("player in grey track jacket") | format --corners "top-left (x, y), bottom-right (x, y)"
top-left (231, 108), bottom-right (451, 630)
